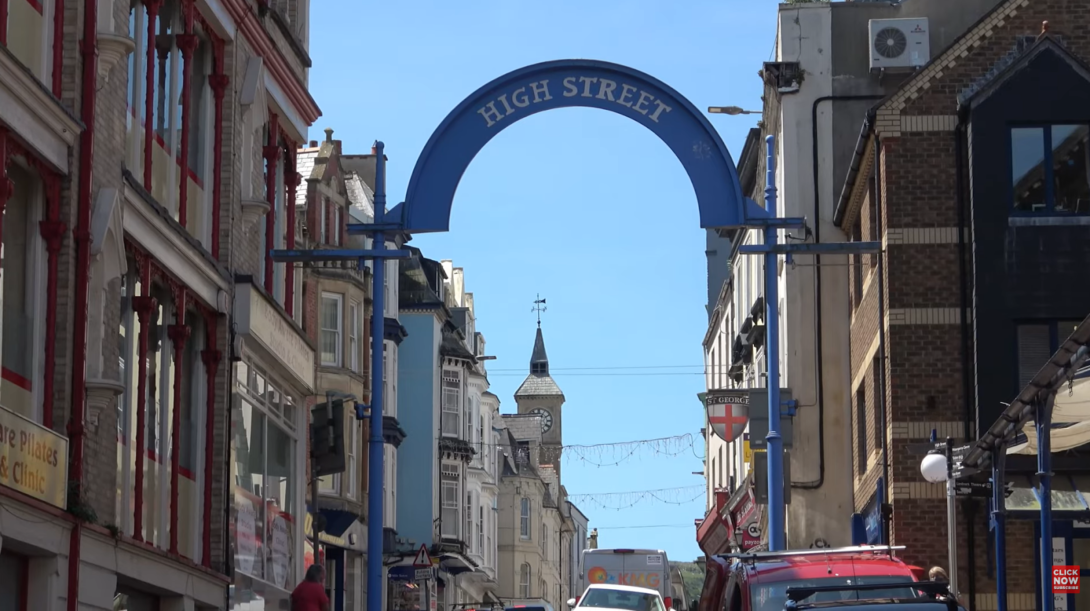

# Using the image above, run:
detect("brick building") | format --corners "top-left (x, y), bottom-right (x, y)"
top-left (0, 0), bottom-right (323, 608)
top-left (833, 1), bottom-right (1090, 609)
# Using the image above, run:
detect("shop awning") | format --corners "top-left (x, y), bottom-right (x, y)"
top-left (1006, 365), bottom-right (1090, 455)
top-left (1004, 473), bottom-right (1090, 514)
top-left (438, 552), bottom-right (477, 576)
top-left (305, 505), bottom-right (361, 539)
top-left (965, 315), bottom-right (1090, 470)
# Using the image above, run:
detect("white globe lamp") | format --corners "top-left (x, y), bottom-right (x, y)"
top-left (920, 453), bottom-right (949, 483)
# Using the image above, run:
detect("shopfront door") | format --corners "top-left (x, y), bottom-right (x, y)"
top-left (1071, 523), bottom-right (1090, 611)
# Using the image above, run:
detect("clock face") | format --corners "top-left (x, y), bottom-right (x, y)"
top-left (529, 408), bottom-right (553, 433)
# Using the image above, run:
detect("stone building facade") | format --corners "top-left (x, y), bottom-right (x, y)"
top-left (835, 1), bottom-right (1090, 608)
top-left (0, 0), bottom-right (321, 608)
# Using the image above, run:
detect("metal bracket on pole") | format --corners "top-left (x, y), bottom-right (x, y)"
top-left (270, 141), bottom-right (396, 611)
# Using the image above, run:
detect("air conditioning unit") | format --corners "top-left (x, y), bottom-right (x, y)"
top-left (869, 18), bottom-right (930, 70)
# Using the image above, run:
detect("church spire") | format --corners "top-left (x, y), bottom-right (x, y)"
top-left (530, 327), bottom-right (549, 376)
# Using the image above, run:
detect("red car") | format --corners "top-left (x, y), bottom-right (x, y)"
top-left (697, 546), bottom-right (934, 611)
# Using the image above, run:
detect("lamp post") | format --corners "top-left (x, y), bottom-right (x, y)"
top-left (920, 438), bottom-right (958, 598)
top-left (707, 106), bottom-right (762, 115)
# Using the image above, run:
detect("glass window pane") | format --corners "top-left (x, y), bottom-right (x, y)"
top-left (1012, 127), bottom-right (1047, 213)
top-left (1050, 124), bottom-right (1090, 213)
top-left (266, 421), bottom-right (296, 589)
top-left (232, 396), bottom-right (266, 580)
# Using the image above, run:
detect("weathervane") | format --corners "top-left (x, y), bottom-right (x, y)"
top-left (532, 294), bottom-right (547, 327)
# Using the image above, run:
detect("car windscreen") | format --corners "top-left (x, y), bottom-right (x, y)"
top-left (749, 575), bottom-right (920, 611)
top-left (579, 589), bottom-right (665, 611)
top-left (506, 606), bottom-right (549, 611)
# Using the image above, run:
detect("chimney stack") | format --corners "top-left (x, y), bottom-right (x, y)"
top-left (324, 127), bottom-right (334, 143)
top-left (309, 140), bottom-right (318, 147)
top-left (371, 145), bottom-right (377, 155)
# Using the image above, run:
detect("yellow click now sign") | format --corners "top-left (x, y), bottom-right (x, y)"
top-left (0, 406), bottom-right (69, 509)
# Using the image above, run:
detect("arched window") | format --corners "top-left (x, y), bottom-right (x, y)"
top-left (519, 563), bottom-right (531, 598)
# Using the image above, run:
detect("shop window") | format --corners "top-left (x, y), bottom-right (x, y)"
top-left (124, 0), bottom-right (215, 245)
top-left (1010, 125), bottom-right (1090, 215)
top-left (2, 0), bottom-right (54, 86)
top-left (0, 549), bottom-right (28, 611)
top-left (320, 292), bottom-right (343, 366)
top-left (232, 361), bottom-right (300, 590)
top-left (0, 161), bottom-right (46, 422)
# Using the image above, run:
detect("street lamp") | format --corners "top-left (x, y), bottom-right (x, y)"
top-left (920, 438), bottom-right (958, 598)
top-left (707, 106), bottom-right (761, 115)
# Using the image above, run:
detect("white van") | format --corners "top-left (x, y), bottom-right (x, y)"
top-left (579, 549), bottom-right (673, 609)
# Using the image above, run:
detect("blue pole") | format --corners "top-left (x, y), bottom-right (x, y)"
top-left (367, 141), bottom-right (388, 611)
top-left (992, 456), bottom-right (1007, 611)
top-left (763, 135), bottom-right (785, 551)
top-left (1037, 397), bottom-right (1054, 611)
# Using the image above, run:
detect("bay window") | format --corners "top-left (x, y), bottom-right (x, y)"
top-left (349, 301), bottom-right (359, 373)
top-left (519, 563), bottom-right (531, 598)
top-left (114, 264), bottom-right (207, 560)
top-left (520, 497), bottom-right (530, 539)
top-left (465, 492), bottom-right (472, 550)
top-left (232, 360), bottom-right (299, 590)
top-left (1, 0), bottom-right (56, 87)
top-left (320, 292), bottom-right (342, 367)
top-left (125, 0), bottom-right (216, 246)
top-left (440, 469), bottom-right (460, 539)
top-left (1, 161), bottom-right (46, 423)
top-left (441, 369), bottom-right (461, 437)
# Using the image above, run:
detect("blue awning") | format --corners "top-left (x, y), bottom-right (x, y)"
top-left (306, 505), bottom-right (361, 538)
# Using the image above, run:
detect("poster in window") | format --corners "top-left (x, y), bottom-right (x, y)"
top-left (271, 514), bottom-right (291, 588)
top-left (236, 496), bottom-right (258, 576)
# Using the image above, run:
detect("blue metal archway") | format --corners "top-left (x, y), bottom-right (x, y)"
top-left (391, 59), bottom-right (751, 232)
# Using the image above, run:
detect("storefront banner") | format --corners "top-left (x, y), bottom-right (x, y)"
top-left (0, 405), bottom-right (68, 508)
top-left (235, 489), bottom-right (260, 576)
top-left (270, 514), bottom-right (291, 588)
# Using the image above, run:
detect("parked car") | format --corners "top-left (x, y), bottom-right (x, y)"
top-left (781, 581), bottom-right (965, 610)
top-left (696, 545), bottom-right (928, 611)
top-left (569, 584), bottom-right (667, 611)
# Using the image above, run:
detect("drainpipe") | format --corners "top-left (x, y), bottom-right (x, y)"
top-left (873, 131), bottom-right (892, 545)
top-left (795, 95), bottom-right (883, 491)
top-left (954, 107), bottom-right (976, 610)
top-left (52, 0), bottom-right (64, 97)
top-left (68, 0), bottom-right (99, 608)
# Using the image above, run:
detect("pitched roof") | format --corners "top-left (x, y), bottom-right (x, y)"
top-left (515, 326), bottom-right (564, 398)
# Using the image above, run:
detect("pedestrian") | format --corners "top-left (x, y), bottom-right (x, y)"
top-left (927, 566), bottom-right (967, 608)
top-left (291, 563), bottom-right (330, 611)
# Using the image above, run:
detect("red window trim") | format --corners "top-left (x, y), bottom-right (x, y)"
top-left (25, 0), bottom-right (42, 14)
top-left (2, 366), bottom-right (33, 391)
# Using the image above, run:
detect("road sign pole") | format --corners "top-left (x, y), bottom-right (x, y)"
top-left (761, 136), bottom-right (786, 552)
top-left (945, 437), bottom-right (959, 598)
top-left (366, 142), bottom-right (389, 611)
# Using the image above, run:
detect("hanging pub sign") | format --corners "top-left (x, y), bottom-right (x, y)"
top-left (705, 390), bottom-right (750, 442)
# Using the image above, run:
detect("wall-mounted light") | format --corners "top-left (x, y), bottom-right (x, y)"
top-left (707, 106), bottom-right (762, 116)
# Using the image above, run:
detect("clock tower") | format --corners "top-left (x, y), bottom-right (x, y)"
top-left (515, 321), bottom-right (566, 480)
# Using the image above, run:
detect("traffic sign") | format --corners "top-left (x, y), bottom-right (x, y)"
top-left (950, 443), bottom-right (980, 479)
top-left (955, 481), bottom-right (992, 498)
top-left (412, 544), bottom-right (433, 568)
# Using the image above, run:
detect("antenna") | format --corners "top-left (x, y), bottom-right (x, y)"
top-left (532, 294), bottom-right (547, 327)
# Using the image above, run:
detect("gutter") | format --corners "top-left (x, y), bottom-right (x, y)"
top-left (68, 0), bottom-right (99, 609)
top-left (832, 106), bottom-right (880, 228)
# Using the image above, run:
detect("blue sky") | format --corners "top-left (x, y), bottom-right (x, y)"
top-left (309, 0), bottom-right (775, 562)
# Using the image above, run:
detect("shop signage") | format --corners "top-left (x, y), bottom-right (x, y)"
top-left (270, 514), bottom-right (291, 588)
top-left (0, 405), bottom-right (68, 508)
top-left (728, 484), bottom-right (761, 551)
top-left (705, 390), bottom-right (749, 442)
top-left (235, 284), bottom-right (315, 390)
top-left (304, 510), bottom-right (349, 547)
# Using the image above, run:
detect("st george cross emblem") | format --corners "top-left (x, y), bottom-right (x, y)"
top-left (705, 390), bottom-right (750, 442)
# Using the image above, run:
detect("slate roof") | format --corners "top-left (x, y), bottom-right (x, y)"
top-left (344, 171), bottom-right (375, 220)
top-left (295, 146), bottom-right (318, 209)
top-left (440, 327), bottom-right (475, 360)
top-left (398, 246), bottom-right (446, 308)
top-left (515, 327), bottom-right (564, 398)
